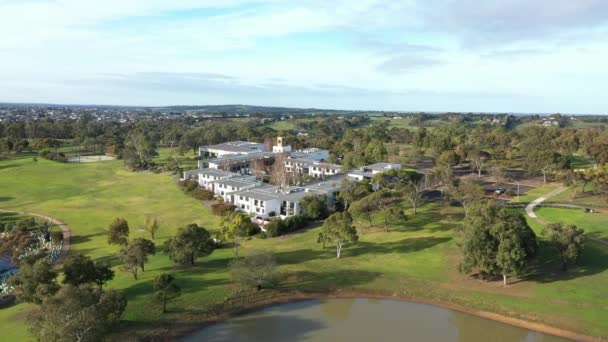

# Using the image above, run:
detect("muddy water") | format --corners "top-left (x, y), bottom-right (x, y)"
top-left (184, 298), bottom-right (570, 341)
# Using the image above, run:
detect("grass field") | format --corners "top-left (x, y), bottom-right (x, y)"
top-left (1, 155), bottom-right (608, 339)
top-left (535, 207), bottom-right (608, 240)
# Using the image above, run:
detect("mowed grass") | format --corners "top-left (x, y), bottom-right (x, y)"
top-left (0, 154), bottom-right (224, 339)
top-left (1, 155), bottom-right (608, 338)
top-left (535, 207), bottom-right (608, 240)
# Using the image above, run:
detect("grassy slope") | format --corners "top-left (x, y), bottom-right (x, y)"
top-left (0, 156), bottom-right (607, 338)
top-left (0, 154), bottom-right (223, 339)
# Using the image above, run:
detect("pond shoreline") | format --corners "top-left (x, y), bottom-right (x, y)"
top-left (173, 290), bottom-right (599, 342)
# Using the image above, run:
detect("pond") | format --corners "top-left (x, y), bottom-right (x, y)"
top-left (184, 298), bottom-right (569, 342)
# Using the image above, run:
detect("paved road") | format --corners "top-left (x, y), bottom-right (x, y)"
top-left (0, 209), bottom-right (71, 263)
top-left (524, 187), bottom-right (608, 246)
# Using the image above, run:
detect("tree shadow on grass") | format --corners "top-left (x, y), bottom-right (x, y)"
top-left (0, 163), bottom-right (19, 171)
top-left (524, 239), bottom-right (608, 284)
top-left (389, 209), bottom-right (456, 234)
top-left (0, 196), bottom-right (14, 202)
top-left (274, 236), bottom-right (452, 267)
top-left (71, 231), bottom-right (106, 245)
top-left (0, 211), bottom-right (21, 222)
top-left (280, 269), bottom-right (383, 293)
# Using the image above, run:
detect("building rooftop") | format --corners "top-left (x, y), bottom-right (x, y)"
top-left (361, 163), bottom-right (402, 172)
top-left (197, 168), bottom-right (237, 178)
top-left (232, 184), bottom-right (281, 201)
top-left (214, 176), bottom-right (259, 188)
top-left (208, 151), bottom-right (276, 166)
top-left (285, 158), bottom-right (341, 171)
top-left (201, 141), bottom-right (266, 154)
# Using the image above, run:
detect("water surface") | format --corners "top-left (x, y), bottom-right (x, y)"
top-left (184, 298), bottom-right (569, 342)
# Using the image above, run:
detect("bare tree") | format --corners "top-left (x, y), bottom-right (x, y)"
top-left (489, 166), bottom-right (506, 185)
top-left (249, 159), bottom-right (266, 181)
top-left (468, 150), bottom-right (490, 178)
top-left (401, 180), bottom-right (424, 215)
top-left (217, 159), bottom-right (232, 172)
top-left (270, 153), bottom-right (290, 188)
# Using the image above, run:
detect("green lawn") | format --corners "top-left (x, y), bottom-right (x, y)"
top-left (1, 156), bottom-right (607, 339)
top-left (551, 185), bottom-right (608, 208)
top-left (511, 183), bottom-right (561, 203)
top-left (535, 207), bottom-right (608, 240)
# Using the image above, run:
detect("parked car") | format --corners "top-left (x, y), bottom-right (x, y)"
top-left (494, 188), bottom-right (506, 195)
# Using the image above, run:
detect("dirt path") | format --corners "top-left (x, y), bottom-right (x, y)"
top-left (524, 186), bottom-right (567, 222)
top-left (0, 209), bottom-right (71, 263)
top-left (524, 187), bottom-right (608, 246)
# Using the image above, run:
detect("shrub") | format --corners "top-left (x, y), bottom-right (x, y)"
top-left (506, 188), bottom-right (516, 196)
top-left (212, 202), bottom-right (236, 216)
top-left (190, 188), bottom-right (214, 201)
top-left (264, 218), bottom-right (283, 238)
top-left (177, 179), bottom-right (198, 192)
top-left (51, 231), bottom-right (63, 245)
top-left (38, 149), bottom-right (67, 163)
top-left (282, 215), bottom-right (309, 234)
top-left (263, 215), bottom-right (310, 237)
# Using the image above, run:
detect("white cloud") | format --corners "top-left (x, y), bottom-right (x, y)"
top-left (0, 0), bottom-right (607, 113)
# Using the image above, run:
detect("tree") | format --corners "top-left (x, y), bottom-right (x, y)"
top-left (459, 201), bottom-right (538, 285)
top-left (558, 170), bottom-right (581, 201)
top-left (230, 250), bottom-right (279, 291)
top-left (468, 149), bottom-right (490, 178)
top-left (93, 261), bottom-right (115, 290)
top-left (130, 238), bottom-right (156, 272)
top-left (164, 224), bottom-right (215, 265)
top-left (107, 218), bottom-right (129, 246)
top-left (449, 177), bottom-right (485, 217)
top-left (10, 258), bottom-right (59, 304)
top-left (544, 223), bottom-right (585, 271)
top-left (384, 206), bottom-right (407, 232)
top-left (349, 195), bottom-right (375, 227)
top-left (299, 195), bottom-right (328, 220)
top-left (372, 169), bottom-right (423, 191)
top-left (143, 215), bottom-right (161, 240)
top-left (119, 245), bottom-right (141, 280)
top-left (249, 158), bottom-right (266, 181)
top-left (152, 274), bottom-right (181, 313)
top-left (221, 212), bottom-right (253, 257)
top-left (521, 127), bottom-right (563, 184)
top-left (437, 150), bottom-right (460, 169)
top-left (364, 139), bottom-right (387, 163)
top-left (31, 285), bottom-right (127, 342)
top-left (337, 178), bottom-right (370, 209)
top-left (62, 253), bottom-right (114, 289)
top-left (401, 181), bottom-right (424, 215)
top-left (318, 212), bottom-right (358, 258)
top-left (123, 129), bottom-right (158, 169)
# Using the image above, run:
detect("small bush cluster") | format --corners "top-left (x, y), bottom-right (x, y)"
top-left (177, 179), bottom-right (198, 192)
top-left (212, 202), bottom-right (237, 216)
top-left (38, 149), bottom-right (67, 163)
top-left (264, 215), bottom-right (310, 237)
top-left (190, 188), bottom-right (215, 201)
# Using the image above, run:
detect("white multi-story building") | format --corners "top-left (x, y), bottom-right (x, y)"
top-left (196, 169), bottom-right (238, 190)
top-left (284, 158), bottom-right (341, 179)
top-left (347, 163), bottom-right (402, 181)
top-left (199, 141), bottom-right (267, 158)
top-left (213, 175), bottom-right (259, 202)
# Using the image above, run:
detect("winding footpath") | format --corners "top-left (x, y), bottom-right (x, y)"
top-left (524, 186), bottom-right (608, 246)
top-left (0, 209), bottom-right (71, 263)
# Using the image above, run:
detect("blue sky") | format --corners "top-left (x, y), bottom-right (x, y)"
top-left (0, 0), bottom-right (607, 113)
